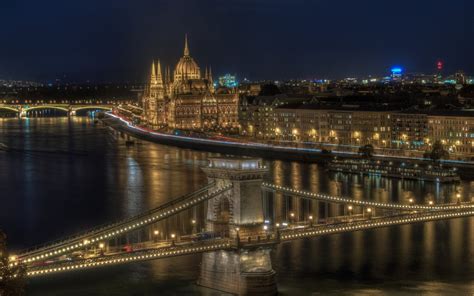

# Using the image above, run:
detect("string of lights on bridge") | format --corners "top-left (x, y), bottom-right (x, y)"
top-left (262, 183), bottom-right (472, 211)
top-left (280, 210), bottom-right (474, 241)
top-left (26, 241), bottom-right (232, 277)
top-left (24, 209), bottom-right (474, 277)
top-left (18, 184), bottom-right (233, 264)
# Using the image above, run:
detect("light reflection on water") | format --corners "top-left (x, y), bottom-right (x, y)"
top-left (0, 117), bottom-right (472, 295)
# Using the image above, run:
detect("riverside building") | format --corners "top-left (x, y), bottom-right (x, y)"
top-left (239, 102), bottom-right (474, 160)
top-left (142, 35), bottom-right (239, 131)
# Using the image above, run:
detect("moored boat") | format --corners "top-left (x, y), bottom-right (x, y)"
top-left (328, 158), bottom-right (460, 183)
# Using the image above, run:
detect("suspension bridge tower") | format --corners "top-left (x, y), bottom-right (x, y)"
top-left (198, 157), bottom-right (277, 295)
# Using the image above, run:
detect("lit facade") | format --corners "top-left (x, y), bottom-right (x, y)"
top-left (240, 105), bottom-right (474, 160)
top-left (142, 35), bottom-right (239, 131)
top-left (427, 114), bottom-right (474, 159)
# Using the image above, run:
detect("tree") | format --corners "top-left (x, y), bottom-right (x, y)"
top-left (0, 230), bottom-right (26, 296)
top-left (358, 144), bottom-right (374, 158)
top-left (424, 140), bottom-right (449, 162)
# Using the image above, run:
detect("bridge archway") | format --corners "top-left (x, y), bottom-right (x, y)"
top-left (72, 106), bottom-right (112, 117)
top-left (24, 106), bottom-right (69, 117)
top-left (211, 195), bottom-right (234, 238)
top-left (0, 106), bottom-right (20, 118)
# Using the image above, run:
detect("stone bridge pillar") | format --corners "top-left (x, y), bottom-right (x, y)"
top-left (198, 157), bottom-right (277, 295)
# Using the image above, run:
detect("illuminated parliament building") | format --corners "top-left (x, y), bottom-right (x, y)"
top-left (142, 35), bottom-right (239, 131)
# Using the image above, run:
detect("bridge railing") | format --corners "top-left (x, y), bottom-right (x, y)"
top-left (262, 183), bottom-right (474, 211)
top-left (279, 208), bottom-right (474, 241)
top-left (18, 182), bottom-right (232, 263)
top-left (26, 238), bottom-right (233, 277)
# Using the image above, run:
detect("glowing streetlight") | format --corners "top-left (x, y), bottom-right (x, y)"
top-left (409, 198), bottom-right (414, 203)
top-left (290, 212), bottom-right (295, 218)
top-left (154, 230), bottom-right (159, 236)
top-left (428, 200), bottom-right (434, 206)
top-left (99, 243), bottom-right (105, 249)
top-left (275, 223), bottom-right (280, 228)
top-left (191, 219), bottom-right (196, 225)
top-left (263, 225), bottom-right (268, 231)
top-left (171, 233), bottom-right (176, 239)
top-left (367, 208), bottom-right (372, 213)
top-left (308, 215), bottom-right (313, 220)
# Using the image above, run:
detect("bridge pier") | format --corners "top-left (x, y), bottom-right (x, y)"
top-left (198, 249), bottom-right (276, 295)
top-left (198, 157), bottom-right (277, 295)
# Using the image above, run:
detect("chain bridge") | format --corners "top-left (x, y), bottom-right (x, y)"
top-left (6, 157), bottom-right (474, 295)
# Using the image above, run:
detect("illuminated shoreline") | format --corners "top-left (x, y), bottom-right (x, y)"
top-left (104, 112), bottom-right (474, 170)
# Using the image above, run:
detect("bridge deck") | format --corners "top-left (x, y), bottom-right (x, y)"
top-left (23, 208), bottom-right (474, 277)
top-left (18, 183), bottom-right (232, 264)
top-left (262, 183), bottom-right (473, 211)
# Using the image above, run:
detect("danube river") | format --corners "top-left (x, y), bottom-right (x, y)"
top-left (0, 117), bottom-right (473, 295)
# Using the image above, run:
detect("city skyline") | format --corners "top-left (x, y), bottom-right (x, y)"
top-left (0, 0), bottom-right (473, 82)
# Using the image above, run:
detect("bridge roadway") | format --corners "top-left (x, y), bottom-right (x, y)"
top-left (262, 183), bottom-right (474, 211)
top-left (24, 208), bottom-right (474, 277)
top-left (17, 182), bottom-right (232, 264)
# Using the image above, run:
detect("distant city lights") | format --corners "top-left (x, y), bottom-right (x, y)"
top-left (218, 74), bottom-right (238, 88)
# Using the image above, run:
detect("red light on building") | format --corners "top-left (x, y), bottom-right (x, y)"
top-left (437, 60), bottom-right (443, 71)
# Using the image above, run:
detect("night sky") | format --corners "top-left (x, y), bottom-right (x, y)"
top-left (1, 0), bottom-right (472, 82)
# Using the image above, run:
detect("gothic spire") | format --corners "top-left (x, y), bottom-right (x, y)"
top-left (204, 66), bottom-right (208, 80)
top-left (208, 66), bottom-right (213, 83)
top-left (150, 60), bottom-right (157, 83)
top-left (156, 59), bottom-right (163, 87)
top-left (184, 34), bottom-right (190, 56)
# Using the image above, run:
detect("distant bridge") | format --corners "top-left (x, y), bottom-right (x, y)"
top-left (0, 104), bottom-right (113, 117)
top-left (5, 157), bottom-right (474, 295)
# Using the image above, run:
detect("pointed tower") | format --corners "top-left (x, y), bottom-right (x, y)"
top-left (156, 60), bottom-right (164, 87)
top-left (204, 66), bottom-right (208, 81)
top-left (184, 34), bottom-right (190, 56)
top-left (150, 60), bottom-right (157, 84)
top-left (148, 60), bottom-right (159, 99)
top-left (156, 60), bottom-right (166, 100)
top-left (208, 66), bottom-right (215, 93)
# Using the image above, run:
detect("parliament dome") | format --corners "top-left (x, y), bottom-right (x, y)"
top-left (174, 35), bottom-right (201, 82)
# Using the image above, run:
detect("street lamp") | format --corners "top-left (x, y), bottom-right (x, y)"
top-left (153, 230), bottom-right (160, 242)
top-left (366, 208), bottom-right (372, 219)
top-left (428, 200), bottom-right (434, 206)
top-left (308, 215), bottom-right (313, 226)
top-left (408, 198), bottom-right (414, 204)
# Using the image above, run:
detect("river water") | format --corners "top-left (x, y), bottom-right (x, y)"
top-left (0, 117), bottom-right (472, 295)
